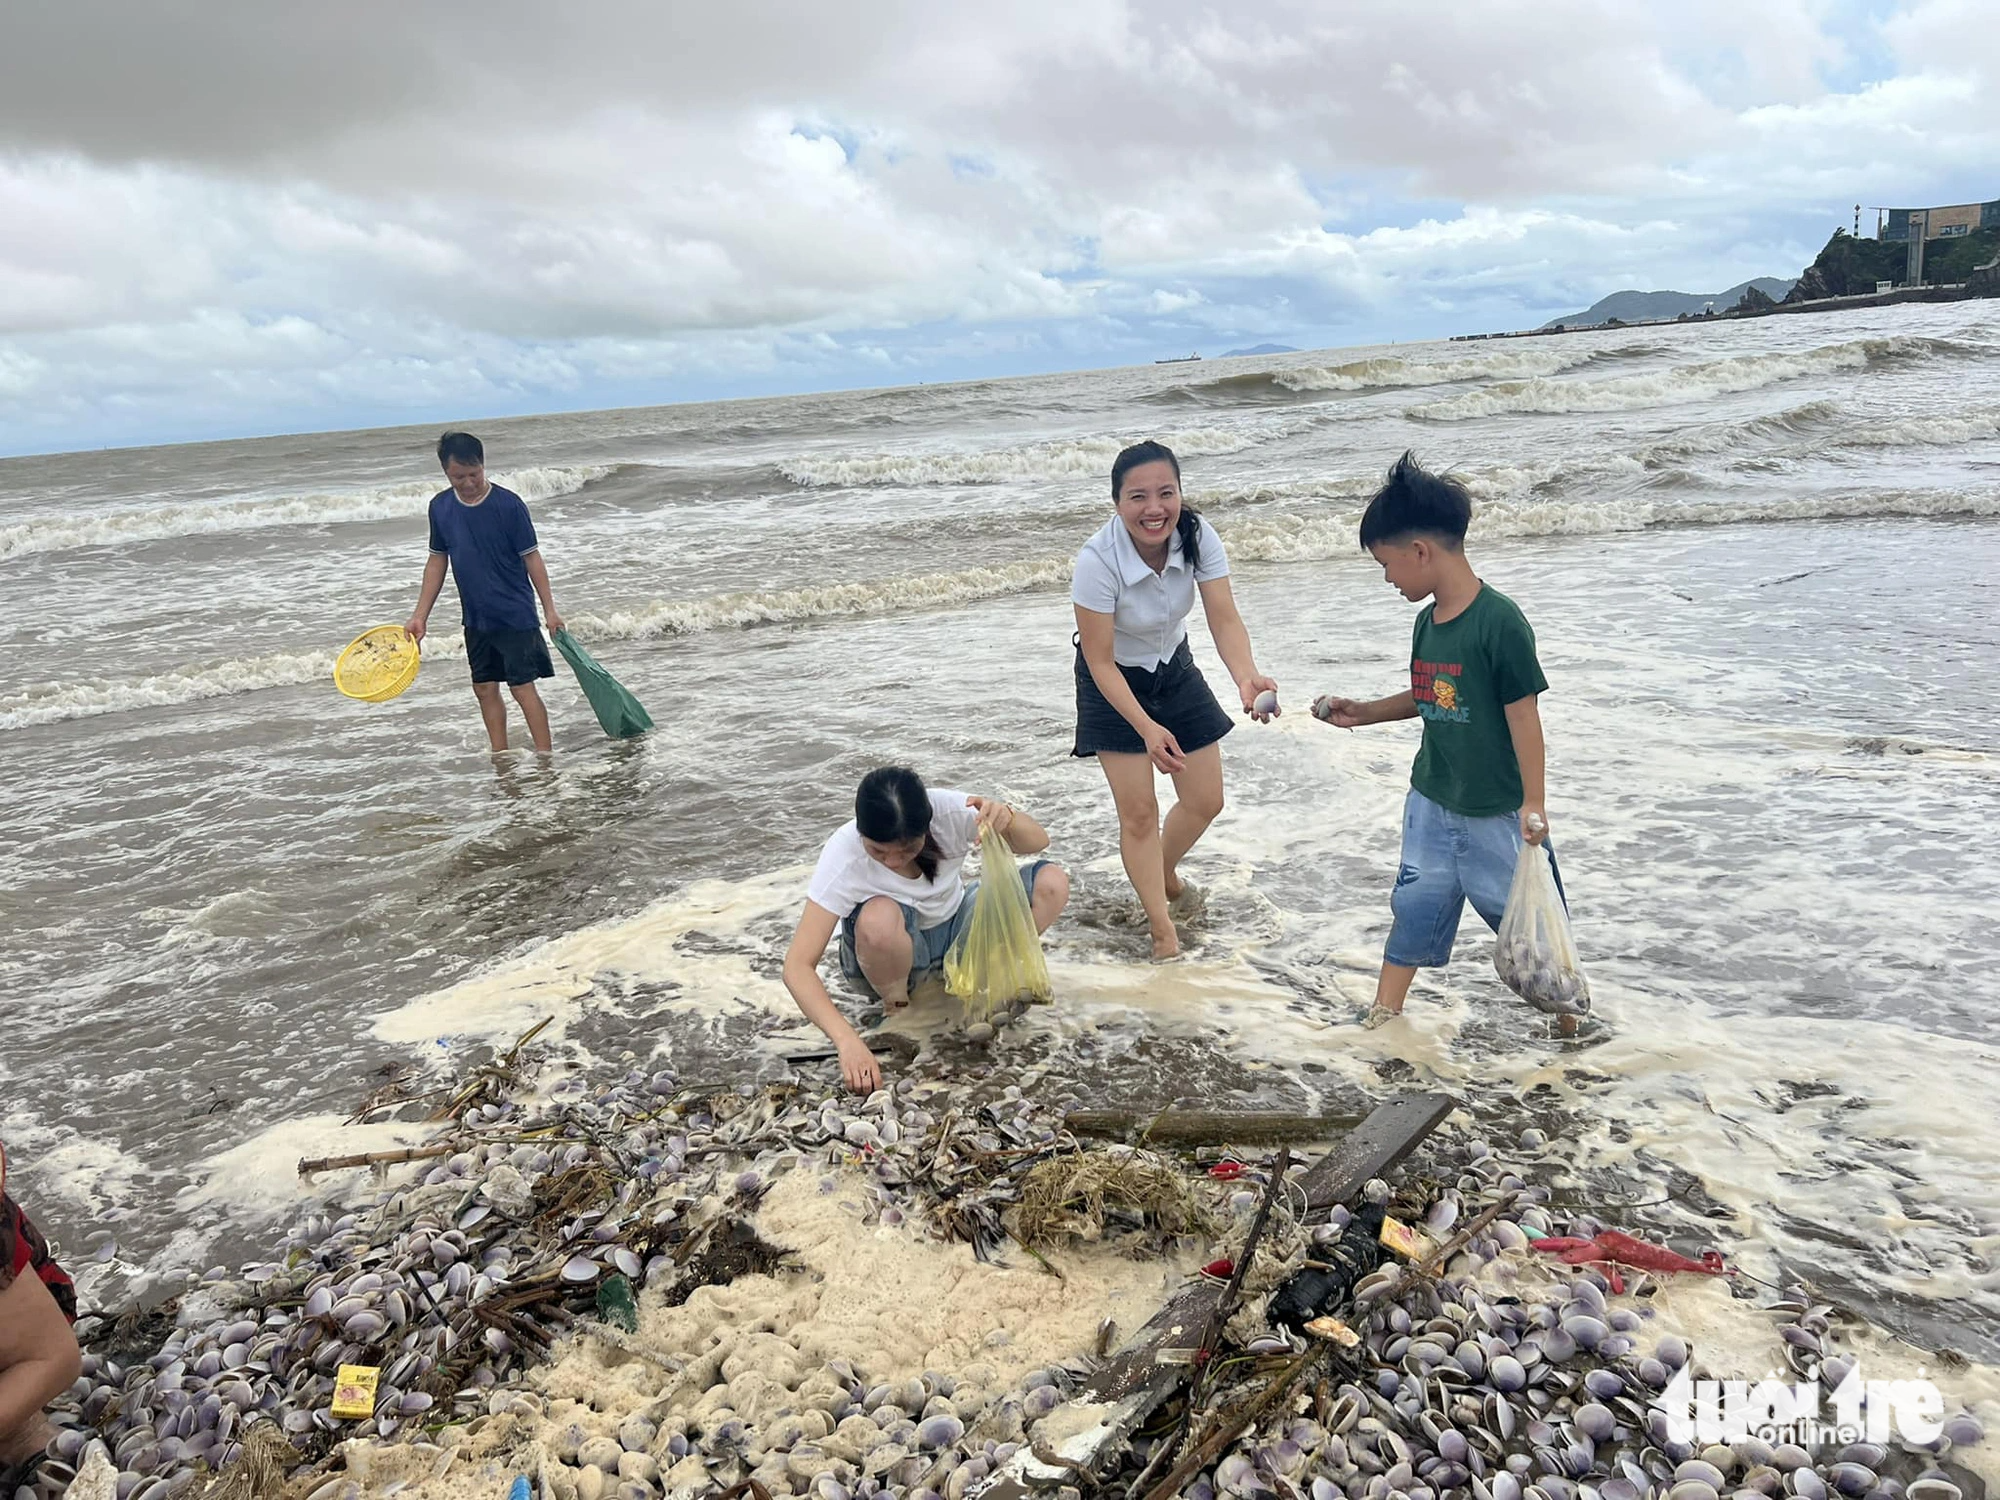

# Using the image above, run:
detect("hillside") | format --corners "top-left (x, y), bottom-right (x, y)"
top-left (1543, 278), bottom-right (1795, 329)
top-left (1220, 343), bottom-right (1298, 357)
top-left (1786, 227), bottom-right (2000, 300)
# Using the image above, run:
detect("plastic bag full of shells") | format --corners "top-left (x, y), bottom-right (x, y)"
top-left (1493, 838), bottom-right (1590, 1017)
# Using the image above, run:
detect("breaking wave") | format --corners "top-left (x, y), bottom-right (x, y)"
top-left (1269, 345), bottom-right (1617, 392)
top-left (1820, 406), bottom-right (2000, 450)
top-left (1406, 337), bottom-right (1972, 421)
top-left (1154, 344), bottom-right (1645, 404)
top-left (1221, 485), bottom-right (2000, 560)
top-left (0, 466), bottom-right (615, 562)
top-left (570, 558), bottom-right (1075, 641)
top-left (778, 426), bottom-right (1282, 488)
top-left (10, 485), bottom-right (1995, 732)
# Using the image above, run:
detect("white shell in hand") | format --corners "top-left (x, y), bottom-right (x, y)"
top-left (1253, 690), bottom-right (1279, 716)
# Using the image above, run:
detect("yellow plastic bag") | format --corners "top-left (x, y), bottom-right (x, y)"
top-left (944, 825), bottom-right (1053, 1021)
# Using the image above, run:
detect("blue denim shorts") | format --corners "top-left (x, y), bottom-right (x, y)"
top-left (840, 860), bottom-right (1051, 998)
top-left (1384, 791), bottom-right (1566, 969)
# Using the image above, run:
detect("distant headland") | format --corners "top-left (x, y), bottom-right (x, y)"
top-left (1460, 198), bottom-right (2000, 342)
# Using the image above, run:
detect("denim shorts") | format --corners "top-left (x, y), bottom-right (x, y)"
top-left (1384, 790), bottom-right (1566, 969)
top-left (839, 860), bottom-right (1052, 998)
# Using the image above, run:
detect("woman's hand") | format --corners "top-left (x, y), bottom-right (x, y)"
top-left (1240, 674), bottom-right (1280, 722)
top-left (1142, 722), bottom-right (1186, 775)
top-left (967, 796), bottom-right (1014, 839)
top-left (836, 1035), bottom-right (883, 1093)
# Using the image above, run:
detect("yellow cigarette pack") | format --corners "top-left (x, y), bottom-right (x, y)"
top-left (331, 1365), bottom-right (380, 1420)
top-left (1378, 1216), bottom-right (1435, 1261)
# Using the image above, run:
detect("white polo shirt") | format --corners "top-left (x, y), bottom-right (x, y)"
top-left (1071, 513), bottom-right (1230, 669)
top-left (805, 789), bottom-right (982, 929)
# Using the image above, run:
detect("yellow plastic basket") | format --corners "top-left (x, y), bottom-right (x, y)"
top-left (334, 626), bottom-right (421, 703)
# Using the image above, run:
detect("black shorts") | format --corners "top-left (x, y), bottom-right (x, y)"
top-left (465, 627), bottom-right (554, 686)
top-left (1072, 636), bottom-right (1234, 758)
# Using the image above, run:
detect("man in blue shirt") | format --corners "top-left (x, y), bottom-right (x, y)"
top-left (405, 432), bottom-right (565, 752)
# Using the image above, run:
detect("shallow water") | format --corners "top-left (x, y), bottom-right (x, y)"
top-left (1, 304), bottom-right (1995, 1361)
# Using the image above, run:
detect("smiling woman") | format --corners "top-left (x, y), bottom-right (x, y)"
top-left (1070, 440), bottom-right (1278, 960)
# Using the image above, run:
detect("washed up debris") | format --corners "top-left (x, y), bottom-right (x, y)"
top-left (1529, 1229), bottom-right (1730, 1292)
top-left (330, 1367), bottom-right (380, 1421)
top-left (1011, 1149), bottom-right (1218, 1253)
top-left (31, 1040), bottom-right (1992, 1500)
top-left (1059, 1109), bottom-right (1359, 1147)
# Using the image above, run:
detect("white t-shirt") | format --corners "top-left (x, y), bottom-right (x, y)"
top-left (805, 789), bottom-right (982, 930)
top-left (1071, 513), bottom-right (1230, 669)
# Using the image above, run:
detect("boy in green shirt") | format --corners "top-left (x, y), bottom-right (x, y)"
top-left (1312, 452), bottom-right (1574, 1035)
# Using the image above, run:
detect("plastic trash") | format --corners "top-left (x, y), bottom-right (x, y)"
top-left (943, 825), bottom-right (1052, 1022)
top-left (1268, 1203), bottom-right (1386, 1333)
top-left (596, 1272), bottom-right (639, 1333)
top-left (551, 629), bottom-right (653, 739)
top-left (1493, 828), bottom-right (1590, 1017)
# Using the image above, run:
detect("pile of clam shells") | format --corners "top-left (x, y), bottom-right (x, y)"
top-left (27, 1074), bottom-right (1990, 1500)
top-left (533, 1357), bottom-right (1071, 1500)
top-left (1081, 1139), bottom-right (1986, 1500)
top-left (25, 1065), bottom-right (1112, 1500)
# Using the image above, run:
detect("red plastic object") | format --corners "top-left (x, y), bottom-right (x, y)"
top-left (1208, 1161), bottom-right (1246, 1180)
top-left (1203, 1258), bottom-right (1235, 1278)
top-left (1530, 1232), bottom-right (1730, 1296)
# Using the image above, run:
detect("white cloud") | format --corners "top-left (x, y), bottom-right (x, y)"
top-left (0, 1), bottom-right (1993, 448)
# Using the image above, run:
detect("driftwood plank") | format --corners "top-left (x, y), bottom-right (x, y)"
top-left (974, 1090), bottom-right (1455, 1500)
top-left (1061, 1109), bottom-right (1361, 1146)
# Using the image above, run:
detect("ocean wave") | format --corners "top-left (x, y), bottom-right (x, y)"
top-left (1819, 406), bottom-right (2000, 450)
top-left (570, 558), bottom-right (1076, 640)
top-left (777, 427), bottom-right (1273, 488)
top-left (0, 635), bottom-right (466, 733)
top-left (1271, 345), bottom-right (1620, 392)
top-left (0, 466), bottom-right (614, 562)
top-left (1153, 344), bottom-right (1644, 405)
top-left (1405, 337), bottom-right (1965, 421)
top-left (1219, 485), bottom-right (2000, 559)
top-left (1, 650), bottom-right (339, 731)
top-left (9, 484), bottom-right (1993, 732)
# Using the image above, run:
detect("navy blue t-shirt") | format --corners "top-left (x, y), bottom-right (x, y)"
top-left (427, 485), bottom-right (541, 632)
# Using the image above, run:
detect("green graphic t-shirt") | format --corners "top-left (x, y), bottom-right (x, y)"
top-left (1407, 584), bottom-right (1548, 818)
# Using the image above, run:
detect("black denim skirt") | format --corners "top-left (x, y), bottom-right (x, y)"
top-left (1072, 635), bottom-right (1235, 758)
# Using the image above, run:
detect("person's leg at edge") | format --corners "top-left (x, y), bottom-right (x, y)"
top-left (510, 681), bottom-right (553, 754)
top-left (1161, 741), bottom-right (1223, 905)
top-left (1028, 863), bottom-right (1071, 934)
top-left (852, 896), bottom-right (916, 1010)
top-left (1098, 752), bottom-right (1176, 959)
top-left (472, 680), bottom-right (509, 751)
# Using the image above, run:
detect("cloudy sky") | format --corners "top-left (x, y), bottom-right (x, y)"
top-left (1, 0), bottom-right (1995, 453)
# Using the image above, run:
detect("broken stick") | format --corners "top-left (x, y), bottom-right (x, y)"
top-left (296, 1142), bottom-right (455, 1177)
top-left (1064, 1109), bottom-right (1360, 1146)
top-left (1138, 1347), bottom-right (1327, 1500)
